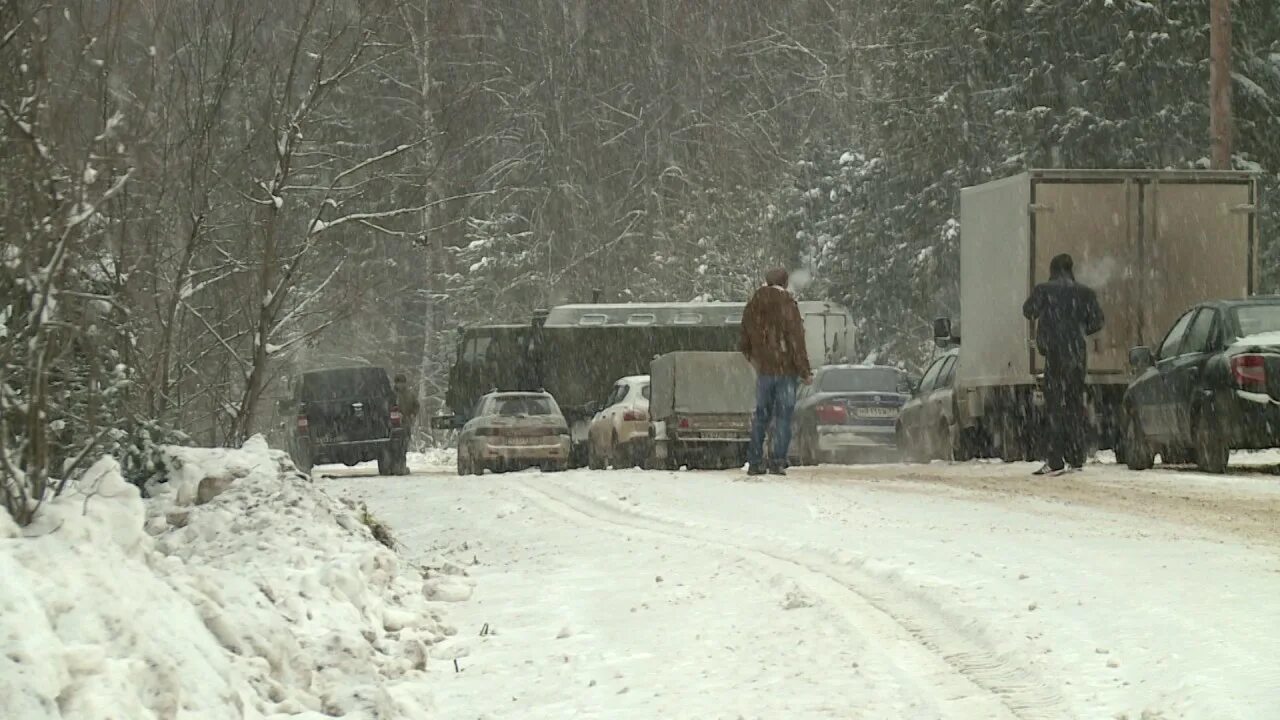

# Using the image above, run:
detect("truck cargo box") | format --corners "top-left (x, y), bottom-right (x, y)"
top-left (957, 169), bottom-right (1259, 389)
top-left (649, 351), bottom-right (757, 422)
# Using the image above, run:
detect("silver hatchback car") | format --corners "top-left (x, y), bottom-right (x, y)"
top-left (456, 392), bottom-right (572, 475)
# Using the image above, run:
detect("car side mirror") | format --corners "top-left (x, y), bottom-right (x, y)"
top-left (932, 317), bottom-right (951, 341)
top-left (1128, 346), bottom-right (1154, 371)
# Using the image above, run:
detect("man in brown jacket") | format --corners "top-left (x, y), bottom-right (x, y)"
top-left (740, 268), bottom-right (812, 475)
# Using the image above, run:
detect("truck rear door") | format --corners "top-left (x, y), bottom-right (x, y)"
top-left (1031, 180), bottom-right (1136, 377)
top-left (1142, 180), bottom-right (1254, 347)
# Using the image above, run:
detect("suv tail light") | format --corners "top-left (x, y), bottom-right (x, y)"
top-left (1231, 354), bottom-right (1267, 391)
top-left (296, 415), bottom-right (309, 432)
top-left (389, 405), bottom-right (403, 428)
top-left (816, 403), bottom-right (847, 425)
top-left (678, 417), bottom-right (690, 429)
top-left (623, 410), bottom-right (647, 422)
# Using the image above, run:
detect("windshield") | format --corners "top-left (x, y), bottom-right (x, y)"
top-left (1234, 305), bottom-right (1280, 339)
top-left (818, 368), bottom-right (901, 393)
top-left (492, 396), bottom-right (556, 417)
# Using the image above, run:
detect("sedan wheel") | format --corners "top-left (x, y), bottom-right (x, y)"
top-left (1193, 410), bottom-right (1229, 474)
top-left (1122, 411), bottom-right (1155, 471)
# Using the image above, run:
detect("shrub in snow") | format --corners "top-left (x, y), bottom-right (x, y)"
top-left (116, 418), bottom-right (191, 492)
top-left (2, 436), bottom-right (458, 719)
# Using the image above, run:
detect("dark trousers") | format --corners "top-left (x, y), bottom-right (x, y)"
top-left (1043, 361), bottom-right (1086, 470)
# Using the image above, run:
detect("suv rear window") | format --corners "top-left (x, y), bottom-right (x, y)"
top-left (298, 368), bottom-right (392, 402)
top-left (493, 396), bottom-right (556, 416)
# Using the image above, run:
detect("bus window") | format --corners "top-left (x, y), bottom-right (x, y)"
top-left (579, 314), bottom-right (607, 326)
top-left (626, 313), bottom-right (656, 326)
top-left (673, 312), bottom-right (702, 325)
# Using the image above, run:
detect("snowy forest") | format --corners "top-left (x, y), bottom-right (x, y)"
top-left (3, 0), bottom-right (1279, 520)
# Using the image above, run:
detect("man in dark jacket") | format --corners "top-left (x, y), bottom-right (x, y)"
top-left (740, 268), bottom-right (812, 476)
top-left (1022, 253), bottom-right (1104, 475)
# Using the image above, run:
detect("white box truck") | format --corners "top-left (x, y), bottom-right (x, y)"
top-left (940, 169), bottom-right (1260, 459)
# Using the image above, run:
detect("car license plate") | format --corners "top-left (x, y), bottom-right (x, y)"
top-left (699, 431), bottom-right (741, 439)
top-left (501, 436), bottom-right (546, 446)
top-left (855, 407), bottom-right (897, 418)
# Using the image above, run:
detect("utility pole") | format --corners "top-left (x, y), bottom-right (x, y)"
top-left (1209, 0), bottom-right (1232, 169)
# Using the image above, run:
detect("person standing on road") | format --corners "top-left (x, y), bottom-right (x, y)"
top-left (1021, 253), bottom-right (1104, 476)
top-left (740, 268), bottom-right (812, 476)
top-left (393, 372), bottom-right (420, 475)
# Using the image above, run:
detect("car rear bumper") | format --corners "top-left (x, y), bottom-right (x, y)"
top-left (618, 422), bottom-right (650, 445)
top-left (306, 437), bottom-right (391, 463)
top-left (469, 438), bottom-right (571, 463)
top-left (817, 425), bottom-right (897, 450)
top-left (1224, 392), bottom-right (1280, 448)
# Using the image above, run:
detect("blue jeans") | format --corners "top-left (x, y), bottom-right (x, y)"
top-left (748, 375), bottom-right (798, 467)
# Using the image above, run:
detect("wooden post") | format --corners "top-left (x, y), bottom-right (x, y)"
top-left (1209, 0), bottom-right (1232, 169)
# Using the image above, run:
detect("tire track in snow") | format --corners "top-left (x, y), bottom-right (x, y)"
top-left (515, 477), bottom-right (1069, 720)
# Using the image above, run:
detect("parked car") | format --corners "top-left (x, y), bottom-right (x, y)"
top-left (1120, 297), bottom-right (1280, 473)
top-left (586, 375), bottom-right (651, 469)
top-left (789, 365), bottom-right (910, 465)
top-left (456, 391), bottom-right (571, 475)
top-left (286, 366), bottom-right (407, 475)
top-left (896, 348), bottom-right (982, 462)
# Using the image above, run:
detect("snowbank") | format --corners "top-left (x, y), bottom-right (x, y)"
top-left (406, 448), bottom-right (456, 472)
top-left (1, 436), bottom-right (460, 719)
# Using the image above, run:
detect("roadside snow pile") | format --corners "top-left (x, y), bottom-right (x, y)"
top-left (1, 436), bottom-right (459, 719)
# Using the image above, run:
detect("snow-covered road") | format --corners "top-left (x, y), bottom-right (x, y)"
top-left (325, 458), bottom-right (1280, 720)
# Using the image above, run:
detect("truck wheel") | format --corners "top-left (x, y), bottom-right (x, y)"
top-left (1122, 411), bottom-right (1155, 471)
top-left (293, 451), bottom-right (313, 475)
top-left (993, 413), bottom-right (1024, 462)
top-left (377, 450), bottom-right (393, 476)
top-left (1193, 411), bottom-right (1229, 474)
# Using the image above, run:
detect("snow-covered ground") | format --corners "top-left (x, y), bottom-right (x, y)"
top-left (2, 438), bottom-right (460, 719)
top-left (326, 455), bottom-right (1280, 720)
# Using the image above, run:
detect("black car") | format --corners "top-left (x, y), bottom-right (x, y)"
top-left (896, 348), bottom-right (974, 462)
top-left (1120, 297), bottom-right (1280, 473)
top-left (790, 365), bottom-right (910, 465)
top-left (286, 367), bottom-right (408, 475)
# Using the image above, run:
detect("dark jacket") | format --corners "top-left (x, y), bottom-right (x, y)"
top-left (394, 379), bottom-right (420, 421)
top-left (1022, 278), bottom-right (1104, 367)
top-left (740, 285), bottom-right (811, 377)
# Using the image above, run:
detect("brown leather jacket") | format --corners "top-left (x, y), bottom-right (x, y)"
top-left (739, 285), bottom-right (811, 377)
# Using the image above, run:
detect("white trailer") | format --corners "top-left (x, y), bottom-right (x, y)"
top-left (945, 169), bottom-right (1259, 458)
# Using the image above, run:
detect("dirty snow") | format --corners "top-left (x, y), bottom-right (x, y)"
top-left (2, 437), bottom-right (458, 719)
top-left (328, 458), bottom-right (1280, 720)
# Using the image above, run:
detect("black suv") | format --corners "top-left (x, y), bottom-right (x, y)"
top-left (1120, 297), bottom-right (1280, 473)
top-left (285, 367), bottom-right (408, 475)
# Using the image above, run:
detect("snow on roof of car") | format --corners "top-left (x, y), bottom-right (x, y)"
top-left (1231, 331), bottom-right (1280, 347)
top-left (617, 375), bottom-right (650, 384)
